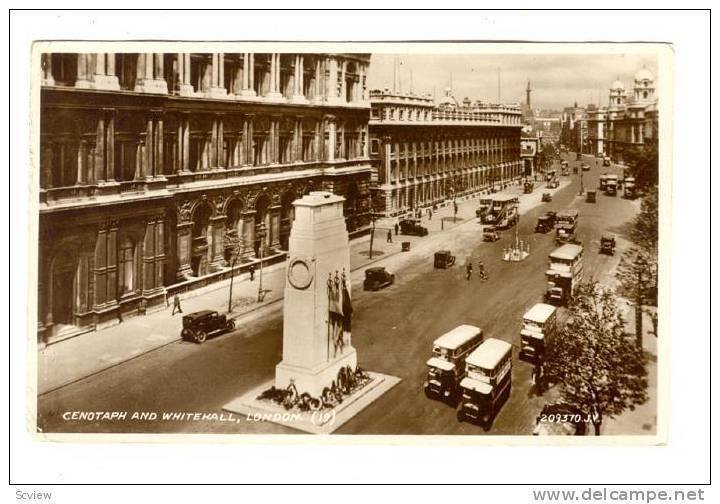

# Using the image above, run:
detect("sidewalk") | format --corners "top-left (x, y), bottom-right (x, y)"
top-left (602, 305), bottom-right (658, 435)
top-left (38, 177), bottom-right (566, 395)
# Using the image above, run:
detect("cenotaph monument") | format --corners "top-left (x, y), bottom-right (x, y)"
top-left (224, 191), bottom-right (399, 434)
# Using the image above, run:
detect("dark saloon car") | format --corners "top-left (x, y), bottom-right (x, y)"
top-left (434, 250), bottom-right (456, 269)
top-left (181, 310), bottom-right (235, 344)
top-left (363, 267), bottom-right (395, 291)
top-left (399, 218), bottom-right (429, 237)
top-left (535, 212), bottom-right (556, 233)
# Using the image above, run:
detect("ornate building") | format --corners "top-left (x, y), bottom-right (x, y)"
top-left (368, 88), bottom-right (523, 218)
top-left (38, 51), bottom-right (372, 343)
top-left (586, 67), bottom-right (658, 160)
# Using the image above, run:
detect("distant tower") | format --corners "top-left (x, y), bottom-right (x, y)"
top-left (526, 80), bottom-right (532, 107)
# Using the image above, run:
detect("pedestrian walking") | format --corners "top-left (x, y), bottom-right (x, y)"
top-left (248, 264), bottom-right (256, 282)
top-left (163, 286), bottom-right (170, 308)
top-left (394, 223), bottom-right (399, 236)
top-left (465, 260), bottom-right (473, 281)
top-left (532, 362), bottom-right (545, 395)
top-left (387, 229), bottom-right (393, 243)
top-left (172, 294), bottom-right (183, 315)
top-left (478, 260), bottom-right (488, 281)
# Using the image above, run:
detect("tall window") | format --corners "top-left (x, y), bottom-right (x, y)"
top-left (118, 237), bottom-right (136, 295)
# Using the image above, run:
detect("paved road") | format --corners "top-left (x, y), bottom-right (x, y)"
top-left (37, 154), bottom-right (638, 435)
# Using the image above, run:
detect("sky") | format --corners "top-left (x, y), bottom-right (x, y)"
top-left (368, 53), bottom-right (658, 111)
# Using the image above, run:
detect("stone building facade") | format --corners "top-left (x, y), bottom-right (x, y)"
top-left (586, 67), bottom-right (659, 161)
top-left (38, 51), bottom-right (372, 344)
top-left (368, 89), bottom-right (523, 218)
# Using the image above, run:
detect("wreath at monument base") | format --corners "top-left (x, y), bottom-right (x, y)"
top-left (257, 366), bottom-right (371, 412)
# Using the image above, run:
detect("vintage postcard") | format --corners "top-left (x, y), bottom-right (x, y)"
top-left (29, 41), bottom-right (671, 442)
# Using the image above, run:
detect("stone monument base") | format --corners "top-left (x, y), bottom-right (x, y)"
top-left (275, 348), bottom-right (357, 398)
top-left (223, 371), bottom-right (401, 434)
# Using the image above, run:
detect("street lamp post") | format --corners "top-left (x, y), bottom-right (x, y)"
top-left (368, 193), bottom-right (378, 260)
top-left (579, 169), bottom-right (585, 196)
top-left (256, 222), bottom-right (267, 303)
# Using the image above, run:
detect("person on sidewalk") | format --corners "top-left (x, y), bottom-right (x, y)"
top-left (394, 223), bottom-right (399, 236)
top-left (172, 294), bottom-right (183, 315)
top-left (465, 259), bottom-right (473, 281)
top-left (387, 229), bottom-right (393, 243)
top-left (248, 264), bottom-right (256, 282)
top-left (163, 287), bottom-right (169, 308)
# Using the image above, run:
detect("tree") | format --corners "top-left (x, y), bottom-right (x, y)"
top-left (545, 282), bottom-right (649, 435)
top-left (630, 185), bottom-right (659, 254)
top-left (623, 142), bottom-right (658, 191)
top-left (616, 185), bottom-right (659, 344)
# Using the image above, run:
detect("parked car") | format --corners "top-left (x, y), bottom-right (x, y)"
top-left (600, 235), bottom-right (616, 256)
top-left (181, 310), bottom-right (235, 344)
top-left (434, 250), bottom-right (456, 269)
top-left (482, 226), bottom-right (501, 242)
top-left (541, 192), bottom-right (552, 203)
top-left (363, 267), bottom-right (395, 291)
top-left (399, 218), bottom-right (429, 237)
top-left (586, 190), bottom-right (597, 203)
top-left (524, 181), bottom-right (534, 194)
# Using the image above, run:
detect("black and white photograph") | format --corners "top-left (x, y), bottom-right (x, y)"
top-left (8, 8), bottom-right (711, 499)
top-left (32, 43), bottom-right (665, 438)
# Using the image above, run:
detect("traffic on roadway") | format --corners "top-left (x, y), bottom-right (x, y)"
top-left (38, 153), bottom-right (637, 436)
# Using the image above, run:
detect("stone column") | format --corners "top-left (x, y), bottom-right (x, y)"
top-left (325, 115), bottom-right (336, 161)
top-left (313, 58), bottom-right (323, 104)
top-left (41, 53), bottom-right (55, 86)
top-left (207, 53), bottom-right (227, 98)
top-left (340, 60), bottom-right (347, 103)
top-left (326, 57), bottom-right (340, 105)
top-left (135, 53), bottom-right (168, 94)
top-left (291, 55), bottom-right (307, 103)
top-left (239, 53), bottom-right (255, 97)
top-left (267, 53), bottom-right (283, 99)
top-left (75, 54), bottom-right (93, 88)
top-left (175, 204), bottom-right (194, 280)
top-left (248, 53), bottom-right (255, 93)
top-left (177, 53), bottom-right (194, 96)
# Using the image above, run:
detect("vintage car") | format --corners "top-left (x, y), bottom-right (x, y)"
top-left (541, 192), bottom-right (552, 203)
top-left (581, 163), bottom-right (591, 171)
top-left (603, 156), bottom-right (612, 166)
top-left (546, 179), bottom-right (560, 189)
top-left (586, 190), bottom-right (597, 203)
top-left (572, 165), bottom-right (579, 174)
top-left (535, 214), bottom-right (554, 233)
top-left (533, 403), bottom-right (588, 436)
top-left (576, 152), bottom-right (582, 161)
top-left (523, 181), bottom-right (534, 194)
top-left (181, 310), bottom-right (235, 344)
top-left (363, 266), bottom-right (395, 291)
top-left (482, 226), bottom-right (501, 242)
top-left (399, 218), bottom-right (429, 237)
top-left (434, 250), bottom-right (456, 269)
top-left (600, 235), bottom-right (616, 256)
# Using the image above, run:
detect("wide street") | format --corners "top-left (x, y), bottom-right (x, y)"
top-left (37, 154), bottom-right (641, 436)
